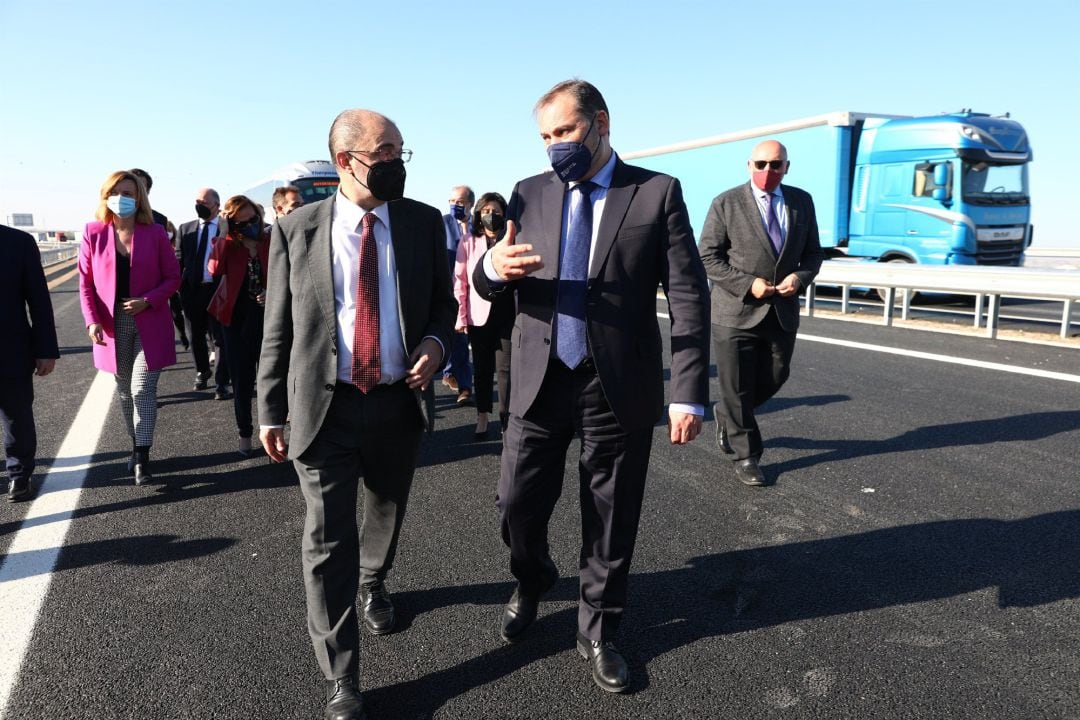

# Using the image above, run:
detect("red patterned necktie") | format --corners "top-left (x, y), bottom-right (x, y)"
top-left (351, 212), bottom-right (380, 392)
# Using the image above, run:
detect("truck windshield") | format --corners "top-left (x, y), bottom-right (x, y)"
top-left (293, 177), bottom-right (340, 205)
top-left (962, 162), bottom-right (1028, 205)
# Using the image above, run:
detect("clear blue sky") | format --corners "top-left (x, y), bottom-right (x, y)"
top-left (2, 0), bottom-right (1077, 248)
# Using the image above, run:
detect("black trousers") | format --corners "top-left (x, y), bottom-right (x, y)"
top-left (466, 320), bottom-right (511, 417)
top-left (712, 310), bottom-right (797, 460)
top-left (498, 359), bottom-right (653, 642)
top-left (0, 374), bottom-right (35, 481)
top-left (222, 293), bottom-right (263, 438)
top-left (168, 292), bottom-right (187, 342)
top-left (180, 282), bottom-right (229, 389)
top-left (294, 381), bottom-right (424, 680)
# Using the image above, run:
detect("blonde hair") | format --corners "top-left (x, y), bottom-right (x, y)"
top-left (95, 170), bottom-right (154, 225)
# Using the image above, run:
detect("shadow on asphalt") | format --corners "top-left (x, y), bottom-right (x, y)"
top-left (767, 409), bottom-right (1080, 476)
top-left (372, 509), bottom-right (1080, 717)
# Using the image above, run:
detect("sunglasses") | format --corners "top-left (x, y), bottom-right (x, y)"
top-left (752, 160), bottom-right (786, 170)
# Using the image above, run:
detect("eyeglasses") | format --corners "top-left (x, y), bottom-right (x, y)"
top-left (752, 160), bottom-right (786, 170)
top-left (349, 147), bottom-right (413, 164)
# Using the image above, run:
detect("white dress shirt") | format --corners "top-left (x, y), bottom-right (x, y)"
top-left (331, 193), bottom-right (410, 385)
top-left (751, 184), bottom-right (788, 243)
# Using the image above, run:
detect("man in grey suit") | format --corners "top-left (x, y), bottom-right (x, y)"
top-left (257, 109), bottom-right (455, 720)
top-left (473, 79), bottom-right (711, 694)
top-left (698, 139), bottom-right (824, 487)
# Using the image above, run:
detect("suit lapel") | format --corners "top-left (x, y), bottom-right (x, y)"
top-left (388, 201), bottom-right (412, 340)
top-left (541, 175), bottom-right (566, 278)
top-left (777, 188), bottom-right (797, 264)
top-left (590, 161), bottom-right (635, 280)
top-left (305, 198), bottom-right (338, 342)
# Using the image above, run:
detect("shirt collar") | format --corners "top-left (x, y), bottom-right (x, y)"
top-left (751, 181), bottom-right (785, 201)
top-left (335, 190), bottom-right (390, 230)
top-left (570, 150), bottom-right (618, 191)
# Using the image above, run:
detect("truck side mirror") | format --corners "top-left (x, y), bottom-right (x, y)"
top-left (932, 163), bottom-right (952, 203)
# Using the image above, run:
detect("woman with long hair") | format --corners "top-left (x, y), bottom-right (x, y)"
top-left (79, 170), bottom-right (181, 484)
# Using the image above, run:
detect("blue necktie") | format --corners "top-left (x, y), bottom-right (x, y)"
top-left (765, 193), bottom-right (784, 255)
top-left (556, 181), bottom-right (596, 368)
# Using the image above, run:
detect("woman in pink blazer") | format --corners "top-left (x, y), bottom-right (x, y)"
top-left (453, 191), bottom-right (515, 438)
top-left (79, 170), bottom-right (182, 485)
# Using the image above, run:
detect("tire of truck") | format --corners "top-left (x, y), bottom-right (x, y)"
top-left (876, 257), bottom-right (918, 303)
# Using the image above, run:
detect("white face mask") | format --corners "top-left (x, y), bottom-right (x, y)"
top-left (107, 195), bottom-right (138, 218)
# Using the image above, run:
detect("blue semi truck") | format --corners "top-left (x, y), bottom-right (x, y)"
top-left (623, 111), bottom-right (1033, 266)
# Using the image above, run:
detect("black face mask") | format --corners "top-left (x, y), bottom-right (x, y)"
top-left (349, 154), bottom-right (406, 202)
top-left (481, 213), bottom-right (505, 234)
top-left (195, 202), bottom-right (213, 220)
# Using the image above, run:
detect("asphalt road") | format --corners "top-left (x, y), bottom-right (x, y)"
top-left (2, 271), bottom-right (1078, 719)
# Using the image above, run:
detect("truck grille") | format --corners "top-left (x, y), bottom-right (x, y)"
top-left (976, 238), bottom-right (1025, 265)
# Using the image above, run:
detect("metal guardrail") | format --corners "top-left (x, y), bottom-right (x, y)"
top-left (804, 262), bottom-right (1080, 339)
top-left (40, 245), bottom-right (79, 267)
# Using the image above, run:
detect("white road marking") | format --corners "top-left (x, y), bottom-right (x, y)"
top-left (798, 333), bottom-right (1080, 384)
top-left (655, 311), bottom-right (1080, 384)
top-left (0, 371), bottom-right (114, 718)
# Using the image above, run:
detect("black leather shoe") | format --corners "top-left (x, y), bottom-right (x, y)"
top-left (324, 677), bottom-right (366, 720)
top-left (577, 632), bottom-right (630, 693)
top-left (360, 581), bottom-right (395, 635)
top-left (716, 421), bottom-right (734, 454)
top-left (214, 387), bottom-right (233, 401)
top-left (500, 567), bottom-right (558, 643)
top-left (733, 457), bottom-right (766, 487)
top-left (7, 477), bottom-right (31, 503)
top-left (193, 371), bottom-right (211, 391)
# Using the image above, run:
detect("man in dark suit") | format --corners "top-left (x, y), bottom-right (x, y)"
top-left (698, 139), bottom-right (824, 486)
top-left (258, 109), bottom-right (455, 720)
top-left (472, 80), bottom-right (711, 693)
top-left (0, 225), bottom-right (59, 502)
top-left (176, 188), bottom-right (230, 399)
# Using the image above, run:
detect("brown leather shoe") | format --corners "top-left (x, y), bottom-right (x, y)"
top-left (456, 388), bottom-right (472, 405)
top-left (442, 375), bottom-right (459, 391)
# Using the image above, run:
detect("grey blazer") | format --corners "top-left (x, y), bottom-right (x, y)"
top-left (472, 159), bottom-right (711, 433)
top-left (698, 182), bottom-right (824, 332)
top-left (257, 196), bottom-right (456, 459)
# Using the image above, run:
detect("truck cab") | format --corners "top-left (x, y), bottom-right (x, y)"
top-left (847, 112), bottom-right (1032, 266)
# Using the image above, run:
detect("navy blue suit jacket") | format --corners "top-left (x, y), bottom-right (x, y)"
top-left (0, 225), bottom-right (59, 377)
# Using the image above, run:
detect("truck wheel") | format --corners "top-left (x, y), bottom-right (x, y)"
top-left (876, 258), bottom-right (918, 303)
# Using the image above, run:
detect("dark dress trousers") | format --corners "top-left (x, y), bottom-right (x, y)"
top-left (473, 158), bottom-right (711, 641)
top-left (697, 182), bottom-right (824, 460)
top-left (0, 225), bottom-right (60, 482)
top-left (177, 218), bottom-right (229, 389)
top-left (258, 196), bottom-right (455, 681)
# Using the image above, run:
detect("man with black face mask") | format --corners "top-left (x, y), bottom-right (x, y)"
top-left (472, 79), bottom-right (711, 694)
top-left (177, 188), bottom-right (231, 397)
top-left (698, 140), bottom-right (824, 487)
top-left (257, 108), bottom-right (455, 720)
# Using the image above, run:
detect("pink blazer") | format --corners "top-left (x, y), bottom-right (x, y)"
top-left (453, 232), bottom-right (494, 329)
top-left (79, 220), bottom-right (182, 373)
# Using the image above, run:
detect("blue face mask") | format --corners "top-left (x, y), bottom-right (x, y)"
top-left (107, 195), bottom-right (138, 218)
top-left (450, 204), bottom-right (467, 221)
top-left (547, 116), bottom-right (597, 183)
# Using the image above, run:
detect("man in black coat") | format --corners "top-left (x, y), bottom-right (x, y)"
top-left (0, 225), bottom-right (59, 501)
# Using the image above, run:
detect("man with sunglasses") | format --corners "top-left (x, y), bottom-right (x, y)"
top-left (698, 140), bottom-right (824, 487)
top-left (257, 108), bottom-right (455, 720)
